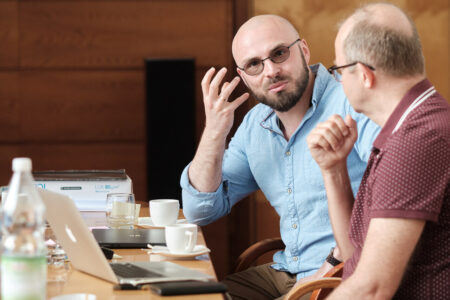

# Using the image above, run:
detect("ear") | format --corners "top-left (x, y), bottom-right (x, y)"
top-left (237, 67), bottom-right (249, 88)
top-left (236, 67), bottom-right (243, 77)
top-left (299, 39), bottom-right (311, 64)
top-left (360, 64), bottom-right (375, 88)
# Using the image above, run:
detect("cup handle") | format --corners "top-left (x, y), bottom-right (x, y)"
top-left (185, 231), bottom-right (194, 252)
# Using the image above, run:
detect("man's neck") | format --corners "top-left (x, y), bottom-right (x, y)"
top-left (363, 75), bottom-right (425, 127)
top-left (277, 71), bottom-right (315, 141)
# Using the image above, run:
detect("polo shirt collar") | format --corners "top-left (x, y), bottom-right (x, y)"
top-left (373, 78), bottom-right (433, 149)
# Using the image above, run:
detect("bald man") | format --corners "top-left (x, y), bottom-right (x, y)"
top-left (180, 15), bottom-right (379, 299)
top-left (307, 3), bottom-right (450, 299)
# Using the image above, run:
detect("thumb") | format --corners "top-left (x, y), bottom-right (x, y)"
top-left (345, 115), bottom-right (358, 140)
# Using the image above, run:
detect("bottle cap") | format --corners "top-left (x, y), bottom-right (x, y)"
top-left (12, 157), bottom-right (32, 172)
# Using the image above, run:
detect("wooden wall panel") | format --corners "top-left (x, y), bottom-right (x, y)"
top-left (0, 0), bottom-right (18, 67)
top-left (412, 1), bottom-right (449, 100)
top-left (0, 143), bottom-right (146, 202)
top-left (18, 71), bottom-right (145, 142)
top-left (0, 72), bottom-right (20, 141)
top-left (20, 0), bottom-right (233, 68)
top-left (0, 146), bottom-right (21, 186)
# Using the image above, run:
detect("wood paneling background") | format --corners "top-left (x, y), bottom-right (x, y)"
top-left (0, 0), bottom-right (251, 279)
top-left (250, 0), bottom-right (449, 265)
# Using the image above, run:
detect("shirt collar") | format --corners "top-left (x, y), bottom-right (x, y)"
top-left (310, 63), bottom-right (331, 108)
top-left (373, 78), bottom-right (433, 149)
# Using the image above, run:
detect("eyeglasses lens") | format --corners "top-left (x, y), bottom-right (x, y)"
top-left (270, 46), bottom-right (290, 63)
top-left (244, 61), bottom-right (263, 76)
top-left (244, 46), bottom-right (291, 76)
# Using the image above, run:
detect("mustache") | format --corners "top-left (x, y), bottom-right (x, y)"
top-left (263, 75), bottom-right (290, 89)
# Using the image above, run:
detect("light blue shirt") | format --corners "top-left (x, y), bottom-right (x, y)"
top-left (180, 64), bottom-right (380, 280)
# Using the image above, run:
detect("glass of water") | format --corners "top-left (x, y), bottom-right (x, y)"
top-left (45, 224), bottom-right (69, 282)
top-left (105, 193), bottom-right (136, 229)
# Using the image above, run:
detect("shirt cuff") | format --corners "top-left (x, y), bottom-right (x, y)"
top-left (180, 164), bottom-right (227, 225)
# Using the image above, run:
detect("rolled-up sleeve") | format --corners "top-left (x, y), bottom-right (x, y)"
top-left (180, 164), bottom-right (230, 225)
top-left (180, 116), bottom-right (259, 226)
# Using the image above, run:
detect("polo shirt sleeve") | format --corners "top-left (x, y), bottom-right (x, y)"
top-left (369, 125), bottom-right (450, 222)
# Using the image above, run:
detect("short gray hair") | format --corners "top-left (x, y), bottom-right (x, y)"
top-left (343, 5), bottom-right (424, 76)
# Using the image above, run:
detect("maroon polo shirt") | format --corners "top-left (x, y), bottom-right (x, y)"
top-left (343, 79), bottom-right (450, 299)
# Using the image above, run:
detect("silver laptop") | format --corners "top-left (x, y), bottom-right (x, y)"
top-left (40, 189), bottom-right (212, 285)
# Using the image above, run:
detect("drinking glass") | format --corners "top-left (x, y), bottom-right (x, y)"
top-left (45, 224), bottom-right (69, 282)
top-left (105, 193), bottom-right (136, 229)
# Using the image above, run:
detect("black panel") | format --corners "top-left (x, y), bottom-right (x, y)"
top-left (145, 58), bottom-right (196, 204)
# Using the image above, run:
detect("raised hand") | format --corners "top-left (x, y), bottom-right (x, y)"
top-left (201, 67), bottom-right (249, 139)
top-left (188, 67), bottom-right (249, 192)
top-left (307, 115), bottom-right (358, 172)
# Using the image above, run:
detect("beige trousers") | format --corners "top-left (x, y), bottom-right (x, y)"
top-left (221, 262), bottom-right (311, 300)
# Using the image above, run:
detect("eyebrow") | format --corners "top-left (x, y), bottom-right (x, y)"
top-left (241, 42), bottom-right (289, 66)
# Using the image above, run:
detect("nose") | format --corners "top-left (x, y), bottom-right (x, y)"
top-left (263, 59), bottom-right (281, 78)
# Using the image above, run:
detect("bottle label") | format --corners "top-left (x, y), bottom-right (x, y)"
top-left (1, 255), bottom-right (47, 300)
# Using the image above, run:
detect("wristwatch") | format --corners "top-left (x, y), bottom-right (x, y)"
top-left (326, 247), bottom-right (342, 267)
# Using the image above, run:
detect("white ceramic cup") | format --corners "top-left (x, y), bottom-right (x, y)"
top-left (165, 224), bottom-right (198, 254)
top-left (149, 199), bottom-right (180, 226)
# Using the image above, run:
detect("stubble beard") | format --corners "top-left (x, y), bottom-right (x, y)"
top-left (251, 53), bottom-right (310, 112)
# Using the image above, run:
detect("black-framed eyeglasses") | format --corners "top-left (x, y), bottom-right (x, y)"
top-left (328, 62), bottom-right (375, 82)
top-left (238, 38), bottom-right (301, 76)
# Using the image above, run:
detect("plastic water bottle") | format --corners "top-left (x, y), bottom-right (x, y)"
top-left (1, 157), bottom-right (47, 300)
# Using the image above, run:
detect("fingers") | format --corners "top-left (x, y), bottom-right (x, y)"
top-left (201, 67), bottom-right (216, 97)
top-left (315, 115), bottom-right (347, 151)
top-left (209, 68), bottom-right (228, 96)
top-left (307, 132), bottom-right (334, 152)
top-left (221, 82), bottom-right (229, 94)
top-left (309, 115), bottom-right (354, 152)
top-left (201, 66), bottom-right (247, 110)
top-left (229, 92), bottom-right (250, 110)
top-left (202, 67), bottom-right (239, 102)
top-left (201, 67), bottom-right (228, 99)
top-left (345, 115), bottom-right (357, 132)
top-left (345, 115), bottom-right (358, 142)
top-left (220, 76), bottom-right (240, 101)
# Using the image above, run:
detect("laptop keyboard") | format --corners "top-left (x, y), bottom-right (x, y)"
top-left (110, 263), bottom-right (163, 279)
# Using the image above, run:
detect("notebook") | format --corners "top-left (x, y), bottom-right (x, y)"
top-left (39, 189), bottom-right (212, 285)
top-left (92, 228), bottom-right (165, 249)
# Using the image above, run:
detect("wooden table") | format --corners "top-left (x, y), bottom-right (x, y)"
top-left (47, 208), bottom-right (224, 300)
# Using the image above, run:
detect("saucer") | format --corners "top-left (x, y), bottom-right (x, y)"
top-left (151, 245), bottom-right (210, 258)
top-left (51, 294), bottom-right (96, 300)
top-left (137, 217), bottom-right (187, 229)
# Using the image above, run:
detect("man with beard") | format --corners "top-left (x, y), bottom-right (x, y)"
top-left (180, 15), bottom-right (379, 299)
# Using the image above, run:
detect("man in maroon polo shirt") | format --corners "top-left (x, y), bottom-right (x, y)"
top-left (307, 2), bottom-right (449, 299)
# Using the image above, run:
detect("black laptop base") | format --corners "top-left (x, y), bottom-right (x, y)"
top-left (92, 228), bottom-right (166, 249)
